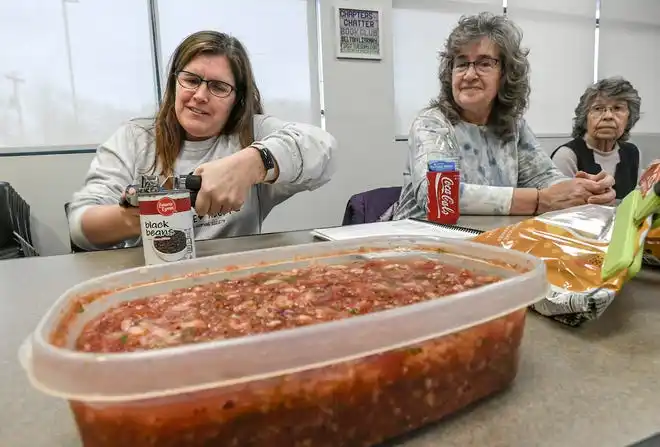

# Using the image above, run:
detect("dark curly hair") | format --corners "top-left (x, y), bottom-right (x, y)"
top-left (430, 12), bottom-right (530, 142)
top-left (571, 76), bottom-right (641, 141)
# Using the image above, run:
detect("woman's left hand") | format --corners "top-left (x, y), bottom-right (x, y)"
top-left (193, 147), bottom-right (266, 216)
top-left (576, 170), bottom-right (616, 205)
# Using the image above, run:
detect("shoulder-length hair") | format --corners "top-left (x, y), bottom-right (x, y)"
top-left (148, 31), bottom-right (263, 177)
top-left (430, 12), bottom-right (530, 141)
top-left (571, 76), bottom-right (641, 141)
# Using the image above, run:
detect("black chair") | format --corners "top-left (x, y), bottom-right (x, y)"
top-left (64, 202), bottom-right (88, 253)
top-left (342, 186), bottom-right (402, 225)
top-left (0, 182), bottom-right (38, 259)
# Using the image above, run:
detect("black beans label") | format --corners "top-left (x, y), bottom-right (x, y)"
top-left (139, 192), bottom-right (196, 265)
top-left (145, 221), bottom-right (175, 237)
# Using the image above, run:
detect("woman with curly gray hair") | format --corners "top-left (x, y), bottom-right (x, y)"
top-left (552, 77), bottom-right (642, 199)
top-left (393, 12), bottom-right (615, 219)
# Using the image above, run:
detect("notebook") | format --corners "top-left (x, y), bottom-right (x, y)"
top-left (310, 219), bottom-right (483, 241)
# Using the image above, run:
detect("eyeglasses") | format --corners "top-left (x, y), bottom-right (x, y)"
top-left (589, 104), bottom-right (629, 117)
top-left (452, 57), bottom-right (499, 74)
top-left (175, 71), bottom-right (236, 98)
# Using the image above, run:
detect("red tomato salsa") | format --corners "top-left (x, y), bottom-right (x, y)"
top-left (75, 258), bottom-right (500, 353)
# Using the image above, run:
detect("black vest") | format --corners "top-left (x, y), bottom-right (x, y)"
top-left (551, 138), bottom-right (639, 200)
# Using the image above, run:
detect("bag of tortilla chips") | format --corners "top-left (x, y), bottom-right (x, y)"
top-left (473, 204), bottom-right (644, 326)
top-left (472, 163), bottom-right (659, 326)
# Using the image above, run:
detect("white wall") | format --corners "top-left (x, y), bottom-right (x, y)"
top-left (263, 0), bottom-right (401, 239)
top-left (599, 0), bottom-right (660, 133)
top-left (507, 0), bottom-right (597, 134)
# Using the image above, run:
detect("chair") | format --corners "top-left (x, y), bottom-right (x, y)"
top-left (0, 181), bottom-right (39, 258)
top-left (342, 187), bottom-right (402, 226)
top-left (64, 202), bottom-right (88, 253)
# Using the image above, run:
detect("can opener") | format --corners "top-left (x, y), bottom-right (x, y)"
top-left (119, 174), bottom-right (202, 209)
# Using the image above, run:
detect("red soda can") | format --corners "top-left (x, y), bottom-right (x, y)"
top-left (427, 170), bottom-right (460, 224)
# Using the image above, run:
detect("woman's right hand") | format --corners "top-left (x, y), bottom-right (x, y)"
top-left (538, 177), bottom-right (615, 213)
top-left (117, 188), bottom-right (142, 237)
top-left (113, 188), bottom-right (140, 235)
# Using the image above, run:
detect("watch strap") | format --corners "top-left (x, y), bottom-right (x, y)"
top-left (252, 145), bottom-right (276, 182)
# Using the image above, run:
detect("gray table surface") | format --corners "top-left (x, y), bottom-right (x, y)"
top-left (1, 216), bottom-right (659, 447)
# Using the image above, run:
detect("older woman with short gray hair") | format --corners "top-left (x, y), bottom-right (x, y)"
top-left (552, 77), bottom-right (642, 199)
top-left (393, 12), bottom-right (615, 219)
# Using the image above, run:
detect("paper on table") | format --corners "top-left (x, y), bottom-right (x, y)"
top-left (310, 219), bottom-right (481, 241)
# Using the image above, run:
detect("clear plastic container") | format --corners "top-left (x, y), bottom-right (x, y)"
top-left (20, 236), bottom-right (548, 447)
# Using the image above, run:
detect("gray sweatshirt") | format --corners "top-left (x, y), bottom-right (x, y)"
top-left (68, 114), bottom-right (337, 251)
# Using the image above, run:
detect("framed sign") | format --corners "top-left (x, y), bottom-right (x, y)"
top-left (334, 7), bottom-right (382, 60)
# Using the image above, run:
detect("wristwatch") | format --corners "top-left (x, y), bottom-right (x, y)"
top-left (254, 145), bottom-right (276, 182)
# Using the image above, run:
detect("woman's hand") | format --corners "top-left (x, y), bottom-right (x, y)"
top-left (119, 205), bottom-right (141, 235)
top-left (538, 174), bottom-right (616, 213)
top-left (575, 170), bottom-right (616, 205)
top-left (193, 147), bottom-right (266, 216)
top-left (119, 188), bottom-right (142, 234)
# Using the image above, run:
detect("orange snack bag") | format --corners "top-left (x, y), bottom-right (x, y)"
top-left (473, 205), bottom-right (632, 326)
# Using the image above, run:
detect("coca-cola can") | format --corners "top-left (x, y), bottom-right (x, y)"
top-left (427, 170), bottom-right (460, 224)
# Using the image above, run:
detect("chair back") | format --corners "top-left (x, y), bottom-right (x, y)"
top-left (0, 182), bottom-right (38, 257)
top-left (342, 186), bottom-right (402, 226)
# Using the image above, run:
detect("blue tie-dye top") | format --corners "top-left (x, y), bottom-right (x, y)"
top-left (393, 107), bottom-right (567, 218)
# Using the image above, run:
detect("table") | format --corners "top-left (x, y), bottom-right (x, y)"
top-left (1, 216), bottom-right (659, 447)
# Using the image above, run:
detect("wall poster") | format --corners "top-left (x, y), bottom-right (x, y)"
top-left (334, 7), bottom-right (382, 60)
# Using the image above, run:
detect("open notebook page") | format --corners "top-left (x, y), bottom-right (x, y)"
top-left (310, 219), bottom-right (481, 241)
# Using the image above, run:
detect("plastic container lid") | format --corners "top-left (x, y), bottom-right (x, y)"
top-left (19, 236), bottom-right (548, 403)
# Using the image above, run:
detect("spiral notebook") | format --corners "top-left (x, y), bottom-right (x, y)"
top-left (310, 219), bottom-right (483, 241)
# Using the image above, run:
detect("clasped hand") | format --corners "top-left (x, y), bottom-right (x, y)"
top-left (193, 147), bottom-right (266, 217)
top-left (539, 170), bottom-right (616, 213)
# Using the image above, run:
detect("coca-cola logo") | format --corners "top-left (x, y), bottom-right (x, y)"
top-left (156, 197), bottom-right (177, 216)
top-left (440, 176), bottom-right (455, 216)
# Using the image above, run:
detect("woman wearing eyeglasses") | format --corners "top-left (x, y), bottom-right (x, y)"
top-left (68, 31), bottom-right (336, 251)
top-left (552, 77), bottom-right (642, 199)
top-left (393, 13), bottom-right (615, 220)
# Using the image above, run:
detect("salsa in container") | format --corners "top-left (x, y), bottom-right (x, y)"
top-left (19, 236), bottom-right (548, 447)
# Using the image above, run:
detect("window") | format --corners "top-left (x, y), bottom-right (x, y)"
top-left (598, 0), bottom-right (660, 133)
top-left (0, 0), bottom-right (157, 150)
top-left (392, 0), bottom-right (504, 137)
top-left (156, 0), bottom-right (316, 126)
top-left (507, 0), bottom-right (597, 135)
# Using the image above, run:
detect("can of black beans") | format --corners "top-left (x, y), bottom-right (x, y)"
top-left (137, 189), bottom-right (196, 265)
